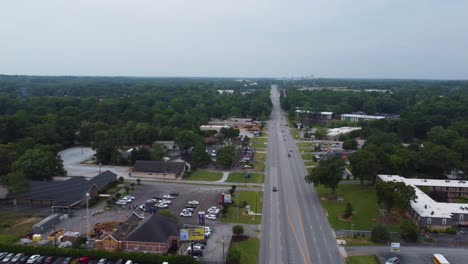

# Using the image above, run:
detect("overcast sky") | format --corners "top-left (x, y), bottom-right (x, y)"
top-left (1, 0), bottom-right (467, 79)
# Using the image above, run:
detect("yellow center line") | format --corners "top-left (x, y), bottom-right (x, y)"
top-left (284, 193), bottom-right (309, 264)
top-left (296, 203), bottom-right (312, 264)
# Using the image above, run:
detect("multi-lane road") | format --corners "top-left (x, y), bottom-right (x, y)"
top-left (259, 85), bottom-right (344, 264)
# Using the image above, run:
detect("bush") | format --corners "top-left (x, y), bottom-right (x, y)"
top-left (118, 176), bottom-right (124, 183)
top-left (371, 224), bottom-right (390, 243)
top-left (343, 202), bottom-right (353, 219)
top-left (400, 220), bottom-right (419, 242)
top-left (232, 225), bottom-right (244, 236)
top-left (226, 248), bottom-right (241, 264)
top-left (446, 227), bottom-right (457, 234)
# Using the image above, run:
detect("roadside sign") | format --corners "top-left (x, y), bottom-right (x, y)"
top-left (180, 228), bottom-right (205, 241)
top-left (391, 242), bottom-right (400, 252)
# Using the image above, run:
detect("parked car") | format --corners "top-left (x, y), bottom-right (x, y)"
top-left (62, 257), bottom-right (72, 264)
top-left (11, 253), bottom-right (24, 263)
top-left (169, 192), bottom-right (179, 196)
top-left (188, 200), bottom-right (199, 205)
top-left (385, 257), bottom-right (400, 264)
top-left (180, 210), bottom-right (192, 217)
top-left (35, 256), bottom-right (47, 264)
top-left (156, 203), bottom-right (168, 208)
top-left (163, 194), bottom-right (174, 199)
top-left (97, 258), bottom-right (107, 264)
top-left (2, 253), bottom-right (15, 263)
top-left (43, 257), bottom-right (55, 264)
top-left (0, 253), bottom-right (8, 262)
top-left (194, 243), bottom-right (205, 249)
top-left (77, 257), bottom-right (89, 264)
top-left (17, 255), bottom-right (30, 264)
top-left (184, 207), bottom-right (194, 212)
top-left (27, 255), bottom-right (41, 264)
top-left (206, 214), bottom-right (217, 220)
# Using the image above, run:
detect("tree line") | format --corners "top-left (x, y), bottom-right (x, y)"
top-left (0, 76), bottom-right (272, 187)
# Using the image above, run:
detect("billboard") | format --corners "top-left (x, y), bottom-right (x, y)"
top-left (224, 194), bottom-right (232, 204)
top-left (179, 228), bottom-right (205, 241)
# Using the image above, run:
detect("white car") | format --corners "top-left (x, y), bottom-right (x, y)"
top-left (27, 255), bottom-right (40, 264)
top-left (184, 207), bottom-right (194, 212)
top-left (204, 231), bottom-right (211, 238)
top-left (163, 194), bottom-right (174, 199)
top-left (180, 211), bottom-right (192, 217)
top-left (187, 245), bottom-right (202, 252)
top-left (208, 208), bottom-right (220, 214)
top-left (115, 200), bottom-right (127, 205)
top-left (188, 200), bottom-right (199, 205)
top-left (160, 199), bottom-right (172, 204)
top-left (206, 214), bottom-right (217, 220)
top-left (156, 203), bottom-right (168, 208)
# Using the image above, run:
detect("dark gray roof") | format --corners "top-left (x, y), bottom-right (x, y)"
top-left (125, 213), bottom-right (179, 243)
top-left (10, 171), bottom-right (117, 206)
top-left (133, 161), bottom-right (185, 174)
top-left (112, 213), bottom-right (143, 241)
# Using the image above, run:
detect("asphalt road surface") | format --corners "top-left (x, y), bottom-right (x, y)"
top-left (259, 85), bottom-right (344, 264)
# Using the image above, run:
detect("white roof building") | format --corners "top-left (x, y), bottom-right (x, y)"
top-left (341, 114), bottom-right (385, 122)
top-left (327, 127), bottom-right (361, 138)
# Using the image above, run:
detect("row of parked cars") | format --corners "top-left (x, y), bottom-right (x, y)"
top-left (0, 253), bottom-right (135, 264)
top-left (186, 226), bottom-right (212, 257)
top-left (179, 200), bottom-right (199, 217)
top-left (139, 192), bottom-right (179, 212)
top-left (115, 195), bottom-right (135, 206)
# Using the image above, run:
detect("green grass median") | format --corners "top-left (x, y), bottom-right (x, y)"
top-left (226, 172), bottom-right (264, 183)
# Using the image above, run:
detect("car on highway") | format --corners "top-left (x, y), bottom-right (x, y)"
top-left (289, 149), bottom-right (293, 152)
top-left (272, 186), bottom-right (278, 192)
top-left (26, 255), bottom-right (40, 264)
top-left (385, 257), bottom-right (400, 264)
top-left (288, 153), bottom-right (291, 157)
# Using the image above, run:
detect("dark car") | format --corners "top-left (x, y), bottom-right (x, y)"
top-left (62, 257), bottom-right (72, 264)
top-left (169, 192), bottom-right (179, 196)
top-left (272, 186), bottom-right (278, 192)
top-left (35, 256), bottom-right (47, 264)
top-left (17, 255), bottom-right (30, 264)
top-left (152, 196), bottom-right (162, 200)
top-left (288, 153), bottom-right (291, 157)
top-left (43, 257), bottom-right (55, 264)
top-left (186, 204), bottom-right (197, 208)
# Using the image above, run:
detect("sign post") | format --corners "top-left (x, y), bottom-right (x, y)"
top-left (390, 242), bottom-right (400, 253)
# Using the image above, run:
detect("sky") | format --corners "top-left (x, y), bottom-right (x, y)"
top-left (0, 0), bottom-right (467, 79)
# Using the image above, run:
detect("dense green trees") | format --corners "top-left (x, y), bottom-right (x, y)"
top-left (305, 157), bottom-right (345, 193)
top-left (0, 76), bottom-right (272, 188)
top-left (11, 145), bottom-right (66, 181)
top-left (349, 150), bottom-right (380, 184)
top-left (376, 181), bottom-right (416, 211)
top-left (216, 145), bottom-right (236, 168)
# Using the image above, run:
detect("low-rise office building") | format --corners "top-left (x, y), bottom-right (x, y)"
top-left (341, 114), bottom-right (385, 122)
top-left (130, 160), bottom-right (186, 180)
top-left (378, 175), bottom-right (468, 230)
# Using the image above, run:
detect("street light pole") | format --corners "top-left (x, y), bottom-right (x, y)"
top-left (86, 192), bottom-right (90, 241)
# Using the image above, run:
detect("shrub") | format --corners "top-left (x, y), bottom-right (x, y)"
top-left (232, 225), bottom-right (244, 236)
top-left (226, 248), bottom-right (241, 264)
top-left (343, 202), bottom-right (353, 219)
top-left (400, 220), bottom-right (419, 242)
top-left (371, 224), bottom-right (390, 243)
top-left (446, 227), bottom-right (457, 234)
top-left (118, 176), bottom-right (124, 183)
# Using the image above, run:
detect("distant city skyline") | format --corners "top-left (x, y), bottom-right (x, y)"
top-left (1, 0), bottom-right (467, 79)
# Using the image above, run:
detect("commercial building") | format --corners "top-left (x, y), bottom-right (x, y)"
top-left (378, 175), bottom-right (468, 230)
top-left (341, 114), bottom-right (385, 122)
top-left (295, 110), bottom-right (333, 120)
top-left (95, 213), bottom-right (179, 254)
top-left (326, 127), bottom-right (361, 140)
top-left (2, 171), bottom-right (117, 211)
top-left (130, 160), bottom-right (186, 180)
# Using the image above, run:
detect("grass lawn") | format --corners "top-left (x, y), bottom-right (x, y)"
top-left (104, 184), bottom-right (124, 195)
top-left (252, 137), bottom-right (267, 144)
top-left (221, 191), bottom-right (263, 224)
top-left (226, 172), bottom-right (264, 183)
top-left (315, 184), bottom-right (401, 231)
top-left (291, 129), bottom-right (300, 140)
top-left (298, 147), bottom-right (314, 152)
top-left (184, 170), bottom-right (223, 181)
top-left (251, 142), bottom-right (267, 149)
top-left (304, 160), bottom-right (317, 166)
top-left (254, 152), bottom-right (266, 163)
top-left (301, 153), bottom-right (316, 160)
top-left (0, 213), bottom-right (41, 244)
top-left (230, 237), bottom-right (260, 264)
top-left (346, 256), bottom-right (379, 264)
top-left (297, 142), bottom-right (315, 147)
top-left (253, 163), bottom-right (265, 172)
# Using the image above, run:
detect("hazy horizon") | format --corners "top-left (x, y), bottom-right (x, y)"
top-left (1, 0), bottom-right (467, 79)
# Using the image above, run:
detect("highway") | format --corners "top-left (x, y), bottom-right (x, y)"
top-left (259, 85), bottom-right (344, 264)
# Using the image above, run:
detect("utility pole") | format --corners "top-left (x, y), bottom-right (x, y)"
top-left (86, 192), bottom-right (90, 241)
